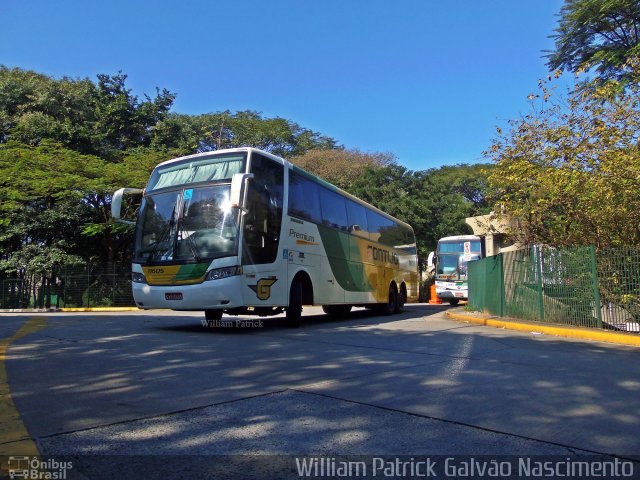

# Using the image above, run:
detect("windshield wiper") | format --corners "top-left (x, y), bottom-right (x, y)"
top-left (183, 232), bottom-right (201, 263)
top-left (177, 217), bottom-right (202, 263)
top-left (143, 205), bottom-right (177, 262)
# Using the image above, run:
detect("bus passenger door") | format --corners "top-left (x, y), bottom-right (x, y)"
top-left (240, 153), bottom-right (287, 307)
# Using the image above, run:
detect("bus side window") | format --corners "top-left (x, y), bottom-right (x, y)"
top-left (367, 211), bottom-right (393, 245)
top-left (319, 187), bottom-right (348, 231)
top-left (346, 200), bottom-right (369, 239)
top-left (288, 171), bottom-right (321, 223)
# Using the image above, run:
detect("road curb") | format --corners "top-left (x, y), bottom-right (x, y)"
top-left (445, 310), bottom-right (640, 347)
top-left (59, 307), bottom-right (140, 312)
top-left (0, 307), bottom-right (140, 313)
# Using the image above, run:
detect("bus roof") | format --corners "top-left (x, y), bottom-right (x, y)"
top-left (153, 147), bottom-right (414, 232)
top-left (153, 147), bottom-right (284, 169)
top-left (438, 235), bottom-right (481, 243)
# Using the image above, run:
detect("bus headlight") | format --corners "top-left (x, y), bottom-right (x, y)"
top-left (205, 266), bottom-right (242, 281)
top-left (132, 272), bottom-right (147, 284)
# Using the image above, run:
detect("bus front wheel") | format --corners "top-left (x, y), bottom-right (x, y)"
top-left (322, 305), bottom-right (352, 317)
top-left (448, 299), bottom-right (460, 306)
top-left (204, 309), bottom-right (223, 322)
top-left (286, 279), bottom-right (303, 328)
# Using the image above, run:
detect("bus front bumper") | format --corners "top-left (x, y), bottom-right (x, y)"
top-left (435, 281), bottom-right (468, 300)
top-left (132, 276), bottom-right (244, 310)
top-left (437, 290), bottom-right (467, 300)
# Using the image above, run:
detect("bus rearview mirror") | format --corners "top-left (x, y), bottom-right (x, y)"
top-left (427, 251), bottom-right (435, 268)
top-left (112, 187), bottom-right (143, 225)
top-left (230, 173), bottom-right (254, 210)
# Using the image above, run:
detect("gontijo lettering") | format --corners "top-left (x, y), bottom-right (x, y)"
top-left (367, 245), bottom-right (400, 265)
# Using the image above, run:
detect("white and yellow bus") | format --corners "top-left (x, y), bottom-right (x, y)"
top-left (112, 148), bottom-right (419, 327)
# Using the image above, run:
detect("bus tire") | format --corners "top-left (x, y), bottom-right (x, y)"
top-left (322, 305), bottom-right (352, 317)
top-left (448, 299), bottom-right (460, 306)
top-left (378, 285), bottom-right (397, 316)
top-left (204, 309), bottom-right (223, 322)
top-left (395, 285), bottom-right (406, 313)
top-left (286, 279), bottom-right (303, 328)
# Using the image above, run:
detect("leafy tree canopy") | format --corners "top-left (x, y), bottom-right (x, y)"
top-left (0, 141), bottom-right (169, 270)
top-left (289, 148), bottom-right (396, 190)
top-left (547, 0), bottom-right (640, 80)
top-left (485, 74), bottom-right (640, 248)
top-left (0, 67), bottom-right (175, 160)
top-left (152, 111), bottom-right (338, 158)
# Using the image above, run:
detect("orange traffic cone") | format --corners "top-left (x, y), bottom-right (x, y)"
top-left (428, 283), bottom-right (442, 304)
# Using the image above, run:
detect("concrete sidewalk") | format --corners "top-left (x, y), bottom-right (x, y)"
top-left (446, 309), bottom-right (640, 347)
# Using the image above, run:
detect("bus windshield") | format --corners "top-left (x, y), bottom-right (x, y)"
top-left (133, 185), bottom-right (239, 263)
top-left (437, 253), bottom-right (481, 278)
top-left (436, 239), bottom-right (482, 280)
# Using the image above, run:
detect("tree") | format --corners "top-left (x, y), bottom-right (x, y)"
top-left (0, 142), bottom-right (108, 271)
top-left (0, 67), bottom-right (176, 160)
top-left (289, 148), bottom-right (395, 189)
top-left (485, 75), bottom-right (640, 248)
top-left (93, 72), bottom-right (175, 159)
top-left (547, 0), bottom-right (640, 80)
top-left (191, 110), bottom-right (337, 157)
top-left (0, 140), bottom-right (175, 272)
top-left (426, 164), bottom-right (492, 244)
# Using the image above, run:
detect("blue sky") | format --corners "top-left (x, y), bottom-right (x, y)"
top-left (1, 0), bottom-right (565, 170)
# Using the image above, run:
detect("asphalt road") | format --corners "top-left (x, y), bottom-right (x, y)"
top-left (1, 305), bottom-right (640, 479)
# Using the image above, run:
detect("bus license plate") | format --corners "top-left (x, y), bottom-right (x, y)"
top-left (454, 292), bottom-right (464, 297)
top-left (165, 292), bottom-right (183, 301)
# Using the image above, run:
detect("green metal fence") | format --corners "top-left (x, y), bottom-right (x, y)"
top-left (468, 254), bottom-right (504, 315)
top-left (0, 263), bottom-right (134, 309)
top-left (597, 246), bottom-right (640, 332)
top-left (469, 246), bottom-right (639, 333)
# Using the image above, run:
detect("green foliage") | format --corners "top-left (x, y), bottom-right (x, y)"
top-left (485, 73), bottom-right (640, 248)
top-left (547, 0), bottom-right (640, 80)
top-left (150, 111), bottom-right (337, 157)
top-left (0, 141), bottom-right (141, 271)
top-left (0, 67), bottom-right (175, 159)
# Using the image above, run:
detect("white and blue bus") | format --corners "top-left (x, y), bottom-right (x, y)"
top-left (429, 235), bottom-right (482, 305)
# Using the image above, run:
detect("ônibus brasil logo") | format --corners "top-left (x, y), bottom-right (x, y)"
top-left (7, 456), bottom-right (72, 479)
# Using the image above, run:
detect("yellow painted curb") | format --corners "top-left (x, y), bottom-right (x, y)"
top-left (445, 311), bottom-right (640, 347)
top-left (0, 316), bottom-right (48, 460)
top-left (59, 307), bottom-right (139, 312)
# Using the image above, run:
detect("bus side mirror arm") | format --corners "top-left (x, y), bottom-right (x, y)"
top-left (426, 251), bottom-right (436, 275)
top-left (112, 187), bottom-right (143, 225)
top-left (230, 173), bottom-right (254, 210)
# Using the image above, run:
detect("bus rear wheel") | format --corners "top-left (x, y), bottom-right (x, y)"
top-left (322, 305), bottom-right (352, 317)
top-left (395, 286), bottom-right (406, 313)
top-left (378, 285), bottom-right (397, 316)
